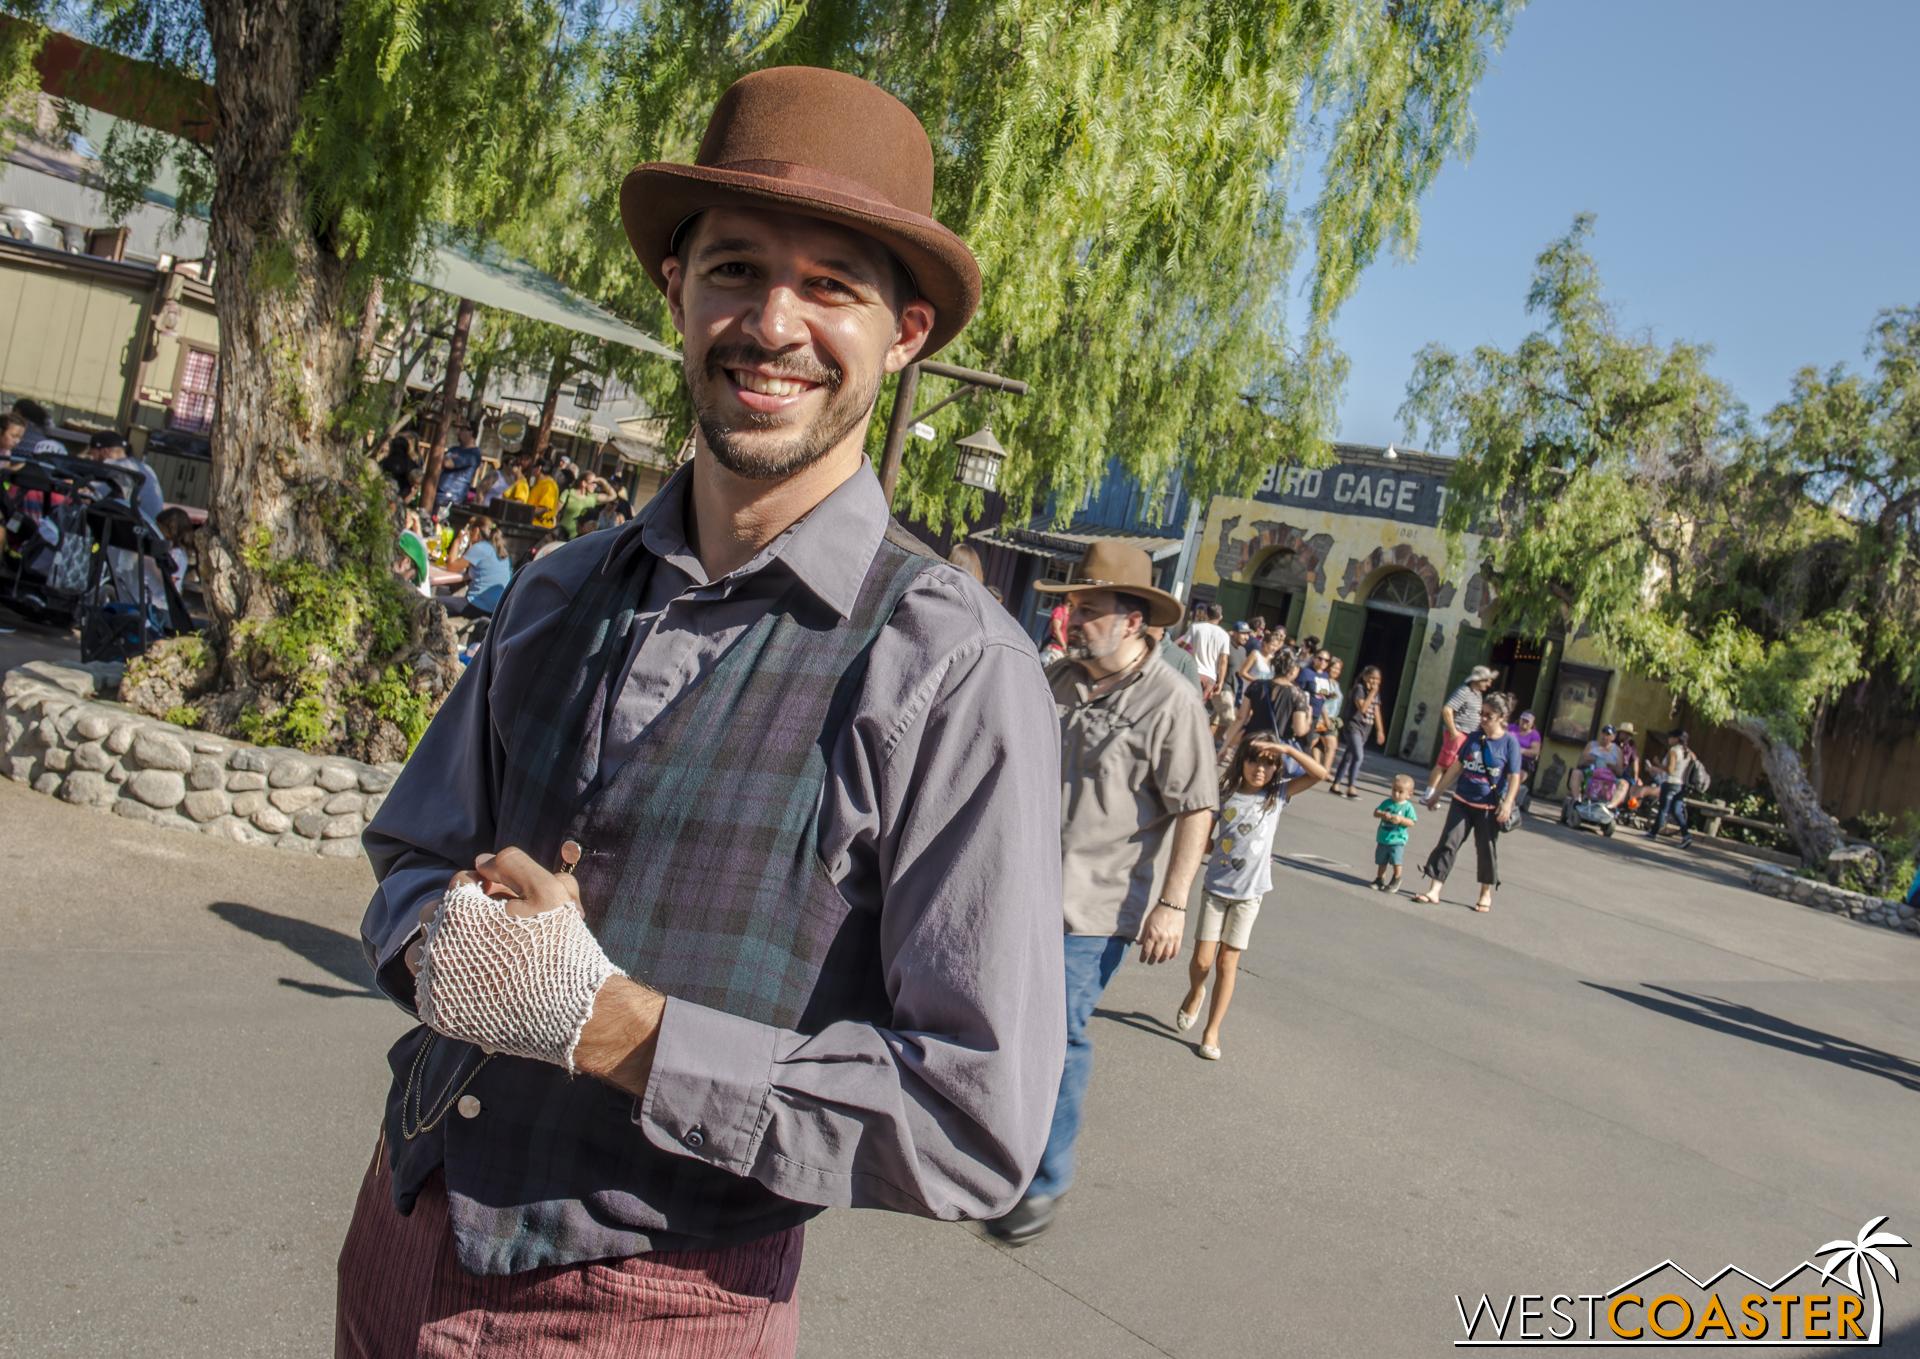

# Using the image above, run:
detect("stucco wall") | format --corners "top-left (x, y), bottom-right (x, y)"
top-left (1193, 447), bottom-right (1496, 765)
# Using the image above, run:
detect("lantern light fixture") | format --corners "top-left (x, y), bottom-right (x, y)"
top-left (953, 425), bottom-right (1008, 492)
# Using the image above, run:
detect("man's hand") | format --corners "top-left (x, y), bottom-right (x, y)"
top-left (404, 846), bottom-right (578, 977)
top-left (1137, 903), bottom-right (1185, 966)
top-left (404, 846), bottom-right (665, 1097)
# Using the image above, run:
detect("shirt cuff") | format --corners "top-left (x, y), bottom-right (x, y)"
top-left (634, 996), bottom-right (779, 1174)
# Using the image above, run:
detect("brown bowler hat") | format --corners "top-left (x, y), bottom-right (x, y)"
top-left (1033, 540), bottom-right (1185, 628)
top-left (620, 67), bottom-right (981, 357)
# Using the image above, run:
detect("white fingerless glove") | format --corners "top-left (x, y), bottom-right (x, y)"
top-left (417, 882), bottom-right (625, 1073)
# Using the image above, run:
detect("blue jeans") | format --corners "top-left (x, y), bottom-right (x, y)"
top-left (1649, 785), bottom-right (1689, 837)
top-left (1027, 934), bottom-right (1131, 1200)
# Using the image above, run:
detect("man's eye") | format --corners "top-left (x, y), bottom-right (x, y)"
top-left (712, 261), bottom-right (752, 278)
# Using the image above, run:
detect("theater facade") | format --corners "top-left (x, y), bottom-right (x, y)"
top-left (1192, 442), bottom-right (1608, 773)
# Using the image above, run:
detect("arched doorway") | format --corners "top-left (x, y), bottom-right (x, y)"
top-left (1353, 571), bottom-right (1430, 757)
top-left (1247, 549), bottom-right (1307, 636)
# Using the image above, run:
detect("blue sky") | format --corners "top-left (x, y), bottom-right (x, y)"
top-left (1328, 0), bottom-right (1920, 451)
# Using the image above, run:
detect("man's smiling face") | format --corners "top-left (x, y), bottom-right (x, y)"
top-left (663, 206), bottom-right (934, 481)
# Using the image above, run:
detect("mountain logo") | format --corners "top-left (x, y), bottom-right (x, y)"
top-left (1455, 1216), bottom-right (1909, 1346)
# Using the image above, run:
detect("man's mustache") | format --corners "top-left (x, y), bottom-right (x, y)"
top-left (703, 342), bottom-right (842, 394)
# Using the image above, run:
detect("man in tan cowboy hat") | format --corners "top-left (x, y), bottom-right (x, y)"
top-left (341, 67), bottom-right (1065, 1356)
top-left (984, 540), bottom-right (1215, 1246)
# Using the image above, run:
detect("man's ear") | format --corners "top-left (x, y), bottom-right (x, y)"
top-left (661, 256), bottom-right (689, 338)
top-left (884, 298), bottom-right (938, 374)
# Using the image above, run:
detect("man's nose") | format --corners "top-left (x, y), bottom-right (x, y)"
top-left (743, 283), bottom-right (807, 349)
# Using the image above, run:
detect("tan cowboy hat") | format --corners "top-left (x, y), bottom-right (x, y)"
top-left (1033, 540), bottom-right (1185, 628)
top-left (620, 67), bottom-right (981, 357)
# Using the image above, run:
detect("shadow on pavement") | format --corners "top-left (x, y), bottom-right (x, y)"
top-left (1093, 1008), bottom-right (1187, 1046)
top-left (1582, 982), bottom-right (1920, 1093)
top-left (209, 900), bottom-right (378, 998)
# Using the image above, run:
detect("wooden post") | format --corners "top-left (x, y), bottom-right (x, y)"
top-left (417, 296), bottom-right (475, 514)
top-left (877, 361), bottom-right (920, 509)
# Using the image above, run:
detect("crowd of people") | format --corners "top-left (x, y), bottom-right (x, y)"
top-left (376, 427), bottom-right (639, 630)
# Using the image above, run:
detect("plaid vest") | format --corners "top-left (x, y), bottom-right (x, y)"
top-left (382, 525), bottom-right (937, 1275)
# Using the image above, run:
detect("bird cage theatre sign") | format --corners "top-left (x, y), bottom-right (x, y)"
top-left (1251, 457), bottom-right (1449, 528)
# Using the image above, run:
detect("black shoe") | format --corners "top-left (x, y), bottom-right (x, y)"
top-left (984, 1193), bottom-right (1060, 1246)
top-left (1679, 836), bottom-right (1694, 849)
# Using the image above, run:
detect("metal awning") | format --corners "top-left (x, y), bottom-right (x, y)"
top-left (971, 523), bottom-right (1184, 562)
top-left (414, 240), bottom-right (680, 361)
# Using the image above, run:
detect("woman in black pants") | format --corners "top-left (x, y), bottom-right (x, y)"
top-left (1329, 665), bottom-right (1386, 798)
top-left (1411, 692), bottom-right (1524, 913)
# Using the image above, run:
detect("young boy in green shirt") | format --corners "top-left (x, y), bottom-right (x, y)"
top-left (1371, 773), bottom-right (1419, 893)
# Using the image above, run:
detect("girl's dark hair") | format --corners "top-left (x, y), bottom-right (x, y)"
top-left (1222, 727), bottom-right (1285, 812)
top-left (1358, 665), bottom-right (1381, 687)
top-left (388, 435), bottom-right (410, 457)
top-left (1669, 728), bottom-right (1689, 746)
top-left (1274, 645), bottom-right (1303, 677)
top-left (1481, 691), bottom-right (1514, 722)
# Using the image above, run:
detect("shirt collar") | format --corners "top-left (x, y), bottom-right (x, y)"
top-left (603, 457), bottom-right (889, 620)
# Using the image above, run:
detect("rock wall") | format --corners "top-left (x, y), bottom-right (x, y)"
top-left (1747, 862), bottom-right (1918, 938)
top-left (4, 660), bottom-right (395, 860)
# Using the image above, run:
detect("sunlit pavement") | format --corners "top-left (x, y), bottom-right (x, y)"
top-left (2, 756), bottom-right (1916, 1357)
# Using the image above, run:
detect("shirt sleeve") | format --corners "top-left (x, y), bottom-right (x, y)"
top-left (1150, 681), bottom-right (1218, 816)
top-left (634, 583), bottom-right (1068, 1222)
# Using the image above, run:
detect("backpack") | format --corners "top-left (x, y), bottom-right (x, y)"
top-left (1683, 753), bottom-right (1711, 797)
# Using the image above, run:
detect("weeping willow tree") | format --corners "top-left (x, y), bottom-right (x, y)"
top-left (1404, 217), bottom-right (1920, 867)
top-left (11, 0), bottom-right (1515, 755)
top-left (571, 0), bottom-right (1520, 533)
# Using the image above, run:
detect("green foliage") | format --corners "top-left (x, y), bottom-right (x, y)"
top-left (355, 664), bottom-right (434, 753)
top-left (233, 465), bottom-right (416, 750)
top-left (161, 703), bottom-right (201, 728)
top-left (535, 0), bottom-right (1519, 533)
top-left (1402, 217), bottom-right (1912, 758)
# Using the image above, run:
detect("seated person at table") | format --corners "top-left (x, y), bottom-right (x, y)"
top-left (439, 515), bottom-right (512, 617)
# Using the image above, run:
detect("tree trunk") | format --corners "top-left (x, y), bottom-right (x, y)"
top-left (146, 0), bottom-right (459, 760)
top-left (416, 296), bottom-right (476, 513)
top-left (530, 351), bottom-right (571, 461)
top-left (1731, 717), bottom-right (1845, 868)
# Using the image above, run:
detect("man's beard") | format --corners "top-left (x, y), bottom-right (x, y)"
top-left (688, 341), bottom-right (879, 481)
top-left (1064, 625), bottom-right (1124, 662)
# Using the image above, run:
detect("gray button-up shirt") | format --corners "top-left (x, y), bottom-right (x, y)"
top-left (1052, 649), bottom-right (1217, 938)
top-left (361, 461), bottom-right (1066, 1222)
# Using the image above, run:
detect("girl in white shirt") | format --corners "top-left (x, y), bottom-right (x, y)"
top-left (1175, 728), bottom-right (1329, 1059)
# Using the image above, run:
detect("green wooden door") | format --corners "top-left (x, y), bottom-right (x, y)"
top-left (1324, 600), bottom-right (1365, 679)
top-left (1385, 617), bottom-right (1428, 757)
top-left (1213, 581), bottom-right (1251, 628)
top-left (1431, 624), bottom-right (1491, 761)
top-left (1443, 624), bottom-right (1491, 698)
top-left (1284, 591), bottom-right (1306, 637)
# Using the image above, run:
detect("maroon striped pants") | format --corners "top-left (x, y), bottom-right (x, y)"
top-left (336, 1139), bottom-right (803, 1358)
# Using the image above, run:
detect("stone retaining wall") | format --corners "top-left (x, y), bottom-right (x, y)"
top-left (4, 660), bottom-right (396, 859)
top-left (1747, 862), bottom-right (1918, 937)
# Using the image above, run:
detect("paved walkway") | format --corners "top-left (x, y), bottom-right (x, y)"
top-left (1, 756), bottom-right (1915, 1356)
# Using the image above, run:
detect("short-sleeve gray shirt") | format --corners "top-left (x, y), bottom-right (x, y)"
top-left (1052, 649), bottom-right (1218, 938)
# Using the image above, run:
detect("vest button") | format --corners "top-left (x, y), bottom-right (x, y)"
top-left (457, 1095), bottom-right (482, 1120)
top-left (683, 1127), bottom-right (705, 1149)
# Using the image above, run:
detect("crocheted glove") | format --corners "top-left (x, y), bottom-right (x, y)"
top-left (417, 882), bottom-right (624, 1073)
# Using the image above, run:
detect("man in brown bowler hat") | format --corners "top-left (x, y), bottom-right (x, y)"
top-left (984, 540), bottom-right (1216, 1246)
top-left (339, 67), bottom-right (1065, 1356)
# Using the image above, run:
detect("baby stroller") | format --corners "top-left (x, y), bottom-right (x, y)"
top-left (1, 451), bottom-right (194, 658)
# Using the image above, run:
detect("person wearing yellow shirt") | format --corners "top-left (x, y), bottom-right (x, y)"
top-left (525, 458), bottom-right (560, 528)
